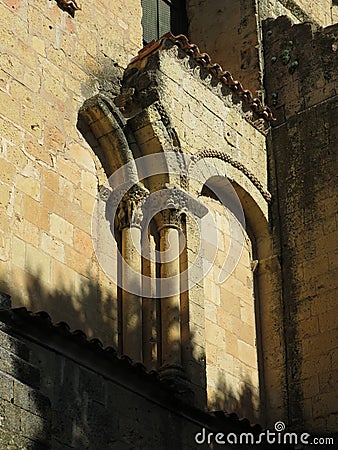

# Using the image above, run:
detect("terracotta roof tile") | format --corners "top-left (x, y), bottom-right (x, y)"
top-left (0, 306), bottom-right (277, 437)
top-left (0, 307), bottom-right (161, 381)
top-left (129, 32), bottom-right (275, 122)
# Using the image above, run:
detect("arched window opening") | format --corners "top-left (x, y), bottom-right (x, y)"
top-left (201, 176), bottom-right (245, 229)
top-left (141, 0), bottom-right (188, 44)
top-left (200, 177), bottom-right (261, 422)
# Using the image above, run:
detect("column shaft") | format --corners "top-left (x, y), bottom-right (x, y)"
top-left (142, 232), bottom-right (158, 369)
top-left (160, 225), bottom-right (181, 367)
top-left (121, 226), bottom-right (142, 361)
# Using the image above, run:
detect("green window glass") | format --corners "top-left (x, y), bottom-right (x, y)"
top-left (141, 0), bottom-right (188, 44)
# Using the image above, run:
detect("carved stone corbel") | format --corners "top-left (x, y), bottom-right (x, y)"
top-left (55, 0), bottom-right (81, 17)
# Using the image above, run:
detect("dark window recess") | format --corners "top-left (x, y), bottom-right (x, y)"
top-left (141, 0), bottom-right (188, 44)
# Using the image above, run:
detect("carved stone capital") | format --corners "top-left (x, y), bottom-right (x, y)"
top-left (146, 186), bottom-right (186, 231)
top-left (165, 184), bottom-right (188, 212)
top-left (155, 209), bottom-right (183, 232)
top-left (116, 184), bottom-right (149, 230)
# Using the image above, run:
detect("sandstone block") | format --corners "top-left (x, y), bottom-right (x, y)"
top-left (50, 213), bottom-right (73, 246)
top-left (12, 236), bottom-right (25, 269)
top-left (16, 174), bottom-right (40, 201)
top-left (25, 244), bottom-right (51, 283)
top-left (41, 232), bottom-right (65, 263)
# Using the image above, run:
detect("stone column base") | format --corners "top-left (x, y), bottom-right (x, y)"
top-left (159, 364), bottom-right (194, 402)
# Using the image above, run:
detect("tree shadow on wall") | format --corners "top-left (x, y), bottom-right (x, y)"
top-left (0, 270), bottom-right (266, 449)
top-left (22, 266), bottom-right (120, 350)
top-left (0, 270), bottom-right (123, 450)
top-left (0, 282), bottom-right (51, 450)
top-left (211, 373), bottom-right (260, 425)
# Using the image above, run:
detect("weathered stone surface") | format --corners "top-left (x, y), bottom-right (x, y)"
top-left (0, 0), bottom-right (336, 442)
top-left (0, 0), bottom-right (142, 347)
top-left (0, 327), bottom-right (51, 449)
top-left (0, 292), bottom-right (11, 310)
top-left (0, 347), bottom-right (40, 389)
top-left (0, 321), bottom-right (230, 449)
top-left (264, 17), bottom-right (338, 433)
top-left (187, 0), bottom-right (262, 96)
top-left (0, 326), bottom-right (30, 361)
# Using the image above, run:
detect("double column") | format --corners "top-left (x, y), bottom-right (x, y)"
top-left (116, 184), bottom-right (185, 377)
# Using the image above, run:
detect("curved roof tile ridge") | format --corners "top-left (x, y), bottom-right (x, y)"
top-left (4, 307), bottom-right (154, 376)
top-left (129, 32), bottom-right (275, 122)
top-left (0, 306), bottom-right (269, 434)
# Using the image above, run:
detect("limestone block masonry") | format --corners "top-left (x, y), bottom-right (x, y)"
top-left (0, 0), bottom-right (337, 443)
top-left (0, 308), bottom-right (274, 449)
top-left (264, 16), bottom-right (338, 433)
top-left (0, 321), bottom-right (51, 448)
top-left (0, 0), bottom-right (144, 346)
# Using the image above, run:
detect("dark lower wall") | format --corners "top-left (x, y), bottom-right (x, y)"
top-left (264, 17), bottom-right (338, 433)
top-left (0, 319), bottom-right (207, 449)
top-left (28, 341), bottom-right (205, 450)
top-left (0, 309), bottom-right (270, 450)
top-left (0, 321), bottom-right (51, 449)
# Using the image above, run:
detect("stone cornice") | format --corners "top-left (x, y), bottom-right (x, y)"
top-left (128, 32), bottom-right (275, 123)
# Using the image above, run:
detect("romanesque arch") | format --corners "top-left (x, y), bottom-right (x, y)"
top-left (79, 33), bottom-right (286, 418)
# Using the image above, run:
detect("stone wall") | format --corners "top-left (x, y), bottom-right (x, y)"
top-left (1, 0), bottom-right (336, 439)
top-left (1, 0), bottom-right (282, 423)
top-left (154, 45), bottom-right (269, 216)
top-left (202, 197), bottom-right (260, 423)
top-left (186, 0), bottom-right (338, 99)
top-left (259, 0), bottom-right (336, 25)
top-left (187, 0), bottom-right (262, 96)
top-left (0, 0), bottom-right (143, 345)
top-left (264, 17), bottom-right (337, 123)
top-left (288, 0), bottom-right (333, 26)
top-left (123, 42), bottom-right (287, 425)
top-left (259, 0), bottom-right (300, 22)
top-left (0, 321), bottom-right (51, 448)
top-left (263, 16), bottom-right (338, 432)
top-left (0, 309), bottom-right (268, 449)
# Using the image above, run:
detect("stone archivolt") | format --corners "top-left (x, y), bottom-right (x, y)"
top-left (193, 149), bottom-right (272, 203)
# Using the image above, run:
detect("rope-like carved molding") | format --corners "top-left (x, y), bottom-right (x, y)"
top-left (192, 149), bottom-right (272, 203)
top-left (54, 0), bottom-right (80, 16)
